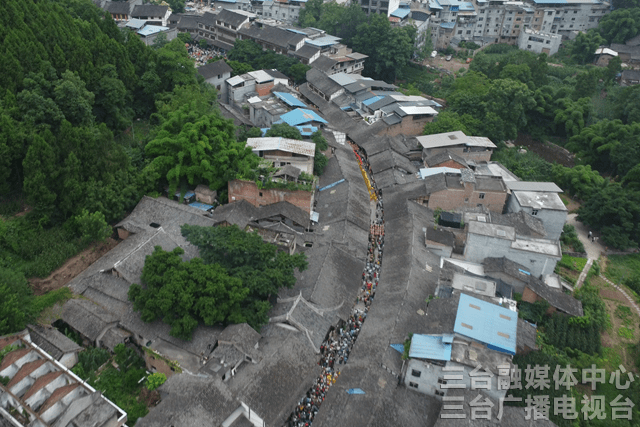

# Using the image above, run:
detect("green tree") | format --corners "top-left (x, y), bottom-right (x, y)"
top-left (265, 123), bottom-right (303, 140)
top-left (166, 0), bottom-right (186, 13)
top-left (54, 70), bottom-right (95, 127)
top-left (73, 209), bottom-right (112, 245)
top-left (227, 60), bottom-right (253, 76)
top-left (128, 246), bottom-right (249, 339)
top-left (144, 85), bottom-right (258, 195)
top-left (0, 267), bottom-right (34, 335)
top-left (146, 373), bottom-right (167, 391)
top-left (298, 0), bottom-right (322, 27)
top-left (598, 8), bottom-right (640, 44)
top-left (569, 30), bottom-right (604, 64)
top-left (238, 126), bottom-right (263, 142)
top-left (181, 225), bottom-right (308, 326)
top-left (422, 111), bottom-right (481, 136)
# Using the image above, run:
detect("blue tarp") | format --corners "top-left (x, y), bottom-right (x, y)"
top-left (275, 108), bottom-right (328, 126)
top-left (409, 334), bottom-right (453, 361)
top-left (347, 388), bottom-right (366, 395)
top-left (189, 202), bottom-right (214, 211)
top-left (390, 344), bottom-right (405, 354)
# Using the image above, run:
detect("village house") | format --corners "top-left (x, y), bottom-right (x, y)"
top-left (464, 221), bottom-right (562, 277)
top-left (504, 181), bottom-right (567, 241)
top-left (246, 137), bottom-right (316, 175)
top-left (197, 59), bottom-right (233, 100)
top-left (416, 169), bottom-right (508, 213)
top-left (417, 131), bottom-right (497, 163)
top-left (25, 325), bottom-right (82, 370)
top-left (131, 4), bottom-right (171, 26)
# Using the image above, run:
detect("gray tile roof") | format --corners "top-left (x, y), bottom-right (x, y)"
top-left (293, 44), bottom-right (321, 60)
top-left (197, 59), bottom-right (233, 80)
top-left (61, 299), bottom-right (118, 342)
top-left (27, 324), bottom-right (82, 360)
top-left (305, 68), bottom-right (343, 97)
top-left (425, 150), bottom-right (468, 168)
top-left (216, 8), bottom-right (249, 28)
top-left (131, 4), bottom-right (168, 17)
top-left (105, 1), bottom-right (132, 15)
top-left (517, 318), bottom-right (538, 352)
top-left (311, 55), bottom-right (338, 73)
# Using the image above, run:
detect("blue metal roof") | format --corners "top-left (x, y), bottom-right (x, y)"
top-left (409, 334), bottom-right (454, 361)
top-left (390, 343), bottom-right (405, 354)
top-left (138, 26), bottom-right (170, 36)
top-left (460, 2), bottom-right (475, 10)
top-left (347, 388), bottom-right (366, 395)
top-left (286, 28), bottom-right (308, 35)
top-left (305, 35), bottom-right (341, 47)
top-left (296, 125), bottom-right (318, 136)
top-left (276, 108), bottom-right (327, 126)
top-left (454, 293), bottom-right (518, 355)
top-left (217, 0), bottom-right (237, 3)
top-left (274, 92), bottom-right (307, 108)
top-left (363, 95), bottom-right (385, 106)
top-left (189, 202), bottom-right (214, 211)
top-left (429, 0), bottom-right (443, 9)
top-left (440, 22), bottom-right (456, 29)
top-left (390, 7), bottom-right (411, 18)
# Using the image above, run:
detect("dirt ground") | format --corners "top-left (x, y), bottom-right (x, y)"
top-left (514, 133), bottom-right (575, 168)
top-left (599, 283), bottom-right (640, 373)
top-left (422, 56), bottom-right (469, 73)
top-left (29, 238), bottom-right (119, 296)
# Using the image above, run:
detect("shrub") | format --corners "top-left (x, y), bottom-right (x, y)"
top-left (146, 373), bottom-right (167, 391)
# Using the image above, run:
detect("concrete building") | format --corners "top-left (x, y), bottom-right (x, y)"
top-left (504, 181), bottom-right (567, 242)
top-left (214, 8), bottom-right (251, 45)
top-left (131, 4), bottom-right (171, 26)
top-left (136, 25), bottom-right (177, 46)
top-left (621, 69), bottom-right (640, 86)
top-left (0, 332), bottom-right (127, 427)
top-left (464, 221), bottom-right (562, 277)
top-left (103, 0), bottom-right (142, 21)
top-left (403, 293), bottom-right (516, 402)
top-left (197, 59), bottom-right (233, 100)
top-left (517, 27), bottom-right (562, 55)
top-left (417, 131), bottom-right (496, 163)
top-left (226, 69), bottom-right (290, 107)
top-left (359, 0), bottom-right (400, 17)
top-left (246, 137), bottom-right (316, 175)
top-left (424, 151), bottom-right (469, 169)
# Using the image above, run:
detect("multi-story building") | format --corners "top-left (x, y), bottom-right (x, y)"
top-left (427, 0), bottom-right (609, 50)
top-left (360, 0), bottom-right (401, 17)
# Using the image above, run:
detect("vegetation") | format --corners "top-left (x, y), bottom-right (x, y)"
top-left (298, 0), bottom-right (417, 81)
top-left (560, 224), bottom-right (585, 253)
top-left (146, 373), bottom-right (167, 391)
top-left (73, 344), bottom-right (148, 425)
top-left (129, 225), bottom-right (307, 339)
top-left (226, 40), bottom-right (310, 84)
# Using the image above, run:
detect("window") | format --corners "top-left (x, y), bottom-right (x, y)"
top-left (479, 17), bottom-right (483, 21)
top-left (411, 369), bottom-right (422, 378)
top-left (409, 382), bottom-right (419, 388)
top-left (516, 17), bottom-right (521, 21)
top-left (435, 389), bottom-right (445, 396)
top-left (546, 40), bottom-right (551, 44)
top-left (532, 210), bottom-right (539, 216)
top-left (528, 44), bottom-right (532, 49)
top-left (467, 30), bottom-right (471, 34)
top-left (465, 198), bottom-right (469, 202)
top-left (480, 9), bottom-right (485, 13)
top-left (515, 24), bottom-right (519, 28)
top-left (438, 378), bottom-right (448, 385)
top-left (259, 192), bottom-right (263, 197)
top-left (574, 10), bottom-right (578, 13)
top-left (548, 11), bottom-right (553, 15)
top-left (571, 17), bottom-right (575, 20)
top-left (479, 193), bottom-right (485, 199)
top-left (458, 30), bottom-right (463, 34)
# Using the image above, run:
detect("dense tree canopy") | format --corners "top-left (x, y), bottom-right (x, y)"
top-left (226, 40), bottom-right (310, 83)
top-left (128, 226), bottom-right (308, 339)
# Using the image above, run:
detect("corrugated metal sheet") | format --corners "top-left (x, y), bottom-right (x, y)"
top-left (329, 73), bottom-right (357, 86)
top-left (138, 25), bottom-right (170, 36)
top-left (505, 181), bottom-right (563, 193)
top-left (189, 202), bottom-right (214, 211)
top-left (227, 75), bottom-right (245, 86)
top-left (274, 92), bottom-right (307, 108)
top-left (418, 167), bottom-right (460, 179)
top-left (409, 334), bottom-right (453, 361)
top-left (399, 105), bottom-right (438, 116)
top-left (363, 95), bottom-right (385, 106)
top-left (390, 7), bottom-right (411, 18)
top-left (277, 108), bottom-right (327, 126)
top-left (246, 137), bottom-right (316, 157)
top-left (453, 293), bottom-right (517, 355)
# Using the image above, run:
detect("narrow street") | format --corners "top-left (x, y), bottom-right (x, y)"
top-left (285, 142), bottom-right (384, 427)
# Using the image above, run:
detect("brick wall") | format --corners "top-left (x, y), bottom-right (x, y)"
top-left (427, 147), bottom-right (493, 163)
top-left (427, 185), bottom-right (507, 213)
top-left (429, 159), bottom-right (466, 169)
top-left (255, 82), bottom-right (275, 97)
top-left (228, 179), bottom-right (314, 213)
top-left (381, 115), bottom-right (435, 137)
top-left (521, 286), bottom-right (538, 304)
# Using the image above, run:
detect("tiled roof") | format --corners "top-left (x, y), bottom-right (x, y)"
top-left (246, 137), bottom-right (316, 157)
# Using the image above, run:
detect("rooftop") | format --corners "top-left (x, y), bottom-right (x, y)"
top-left (416, 131), bottom-right (496, 149)
top-left (275, 108), bottom-right (328, 126)
top-left (197, 59), bottom-right (233, 80)
top-left (467, 221), bottom-right (516, 241)
top-left (454, 293), bottom-right (518, 355)
top-left (512, 190), bottom-right (567, 211)
top-left (246, 136), bottom-right (316, 157)
top-left (409, 334), bottom-right (454, 361)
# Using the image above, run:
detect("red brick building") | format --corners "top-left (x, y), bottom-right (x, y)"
top-left (416, 170), bottom-right (507, 213)
top-left (228, 179), bottom-right (314, 214)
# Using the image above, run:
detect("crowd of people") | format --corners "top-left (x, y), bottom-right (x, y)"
top-left (287, 144), bottom-right (384, 427)
top-left (186, 43), bottom-right (225, 67)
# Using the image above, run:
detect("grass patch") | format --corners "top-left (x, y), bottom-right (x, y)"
top-left (618, 327), bottom-right (635, 340)
top-left (605, 253), bottom-right (640, 284)
top-left (32, 287), bottom-right (73, 315)
top-left (557, 255), bottom-right (588, 272)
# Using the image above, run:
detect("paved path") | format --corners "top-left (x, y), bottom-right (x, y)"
top-left (566, 214), bottom-right (640, 314)
top-left (599, 275), bottom-right (640, 317)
